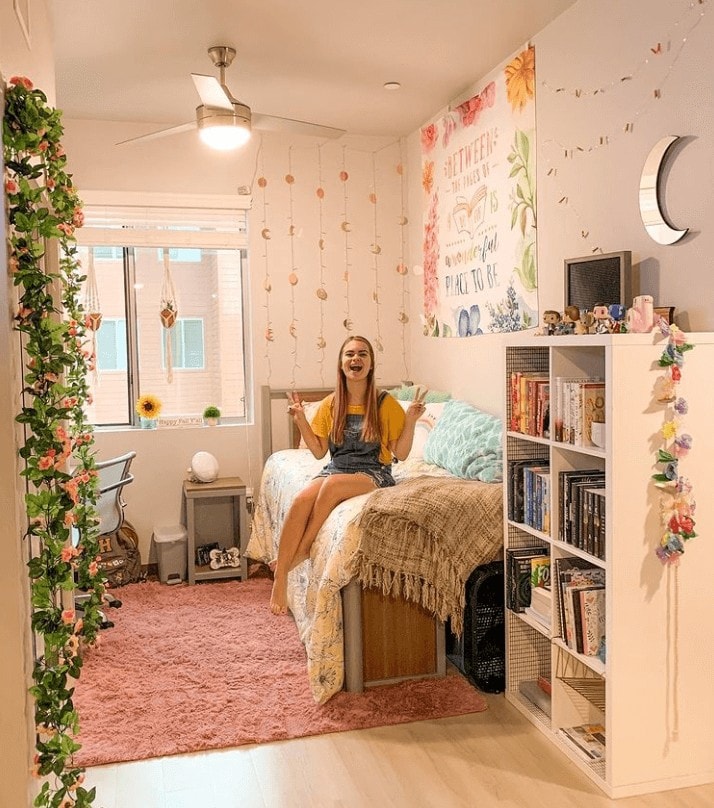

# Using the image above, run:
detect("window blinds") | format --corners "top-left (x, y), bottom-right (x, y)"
top-left (75, 192), bottom-right (250, 250)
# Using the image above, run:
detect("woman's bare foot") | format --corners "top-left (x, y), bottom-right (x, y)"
top-left (270, 576), bottom-right (288, 615)
top-left (268, 558), bottom-right (277, 573)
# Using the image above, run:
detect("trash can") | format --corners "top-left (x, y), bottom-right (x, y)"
top-left (153, 524), bottom-right (188, 584)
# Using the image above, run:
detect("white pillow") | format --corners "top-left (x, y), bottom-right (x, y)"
top-left (298, 400), bottom-right (322, 448)
top-left (398, 401), bottom-right (446, 459)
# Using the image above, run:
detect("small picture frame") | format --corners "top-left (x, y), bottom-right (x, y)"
top-left (654, 306), bottom-right (675, 325)
top-left (196, 542), bottom-right (220, 567)
top-left (14, 0), bottom-right (31, 49)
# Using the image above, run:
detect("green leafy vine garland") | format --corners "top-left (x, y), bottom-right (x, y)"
top-left (4, 75), bottom-right (104, 808)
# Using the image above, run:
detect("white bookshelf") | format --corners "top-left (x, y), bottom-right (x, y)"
top-left (503, 333), bottom-right (714, 798)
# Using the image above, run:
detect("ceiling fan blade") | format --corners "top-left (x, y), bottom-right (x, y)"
top-left (252, 113), bottom-right (345, 139)
top-left (116, 121), bottom-right (197, 146)
top-left (191, 74), bottom-right (234, 111)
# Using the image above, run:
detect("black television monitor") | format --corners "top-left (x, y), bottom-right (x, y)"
top-left (564, 250), bottom-right (633, 312)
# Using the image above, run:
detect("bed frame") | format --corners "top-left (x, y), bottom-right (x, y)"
top-left (260, 385), bottom-right (446, 692)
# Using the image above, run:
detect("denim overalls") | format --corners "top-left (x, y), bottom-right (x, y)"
top-left (316, 411), bottom-right (396, 489)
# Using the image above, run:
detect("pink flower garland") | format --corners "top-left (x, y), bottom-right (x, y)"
top-left (652, 321), bottom-right (696, 564)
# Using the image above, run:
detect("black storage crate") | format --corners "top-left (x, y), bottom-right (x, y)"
top-left (446, 560), bottom-right (505, 693)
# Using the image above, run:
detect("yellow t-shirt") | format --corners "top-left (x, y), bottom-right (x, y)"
top-left (311, 392), bottom-right (405, 465)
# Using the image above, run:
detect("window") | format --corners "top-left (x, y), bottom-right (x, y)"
top-left (161, 319), bottom-right (205, 370)
top-left (95, 318), bottom-right (127, 371)
top-left (74, 199), bottom-right (250, 428)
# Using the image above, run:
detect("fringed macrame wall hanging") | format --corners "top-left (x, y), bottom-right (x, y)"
top-left (82, 249), bottom-right (102, 384)
top-left (159, 247), bottom-right (178, 383)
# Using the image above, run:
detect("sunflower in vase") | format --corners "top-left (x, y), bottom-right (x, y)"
top-left (136, 394), bottom-right (162, 428)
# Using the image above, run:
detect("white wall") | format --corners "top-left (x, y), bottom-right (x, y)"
top-left (407, 0), bottom-right (714, 415)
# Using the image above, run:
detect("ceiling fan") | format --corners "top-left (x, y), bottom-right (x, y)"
top-left (117, 45), bottom-right (345, 150)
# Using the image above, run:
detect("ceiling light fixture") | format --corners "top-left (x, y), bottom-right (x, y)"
top-left (383, 81), bottom-right (401, 91)
top-left (197, 102), bottom-right (252, 150)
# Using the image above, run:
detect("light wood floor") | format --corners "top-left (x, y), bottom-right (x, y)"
top-left (83, 691), bottom-right (714, 808)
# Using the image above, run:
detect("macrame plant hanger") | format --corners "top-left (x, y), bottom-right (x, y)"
top-left (160, 247), bottom-right (178, 384)
top-left (83, 249), bottom-right (102, 384)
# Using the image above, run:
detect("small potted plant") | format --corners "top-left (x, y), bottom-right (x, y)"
top-left (203, 405), bottom-right (221, 426)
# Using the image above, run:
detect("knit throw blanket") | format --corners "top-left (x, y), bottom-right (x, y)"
top-left (349, 475), bottom-right (503, 636)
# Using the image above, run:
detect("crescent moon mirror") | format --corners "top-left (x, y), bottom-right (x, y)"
top-left (639, 135), bottom-right (688, 245)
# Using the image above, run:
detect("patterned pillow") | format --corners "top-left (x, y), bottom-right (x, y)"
top-left (387, 385), bottom-right (452, 403)
top-left (397, 401), bottom-right (446, 459)
top-left (422, 399), bottom-right (503, 482)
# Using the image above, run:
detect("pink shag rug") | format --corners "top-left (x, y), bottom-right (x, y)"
top-left (73, 579), bottom-right (487, 766)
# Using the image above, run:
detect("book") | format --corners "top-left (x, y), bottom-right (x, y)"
top-left (509, 371), bottom-right (522, 432)
top-left (523, 464), bottom-right (549, 529)
top-left (530, 556), bottom-right (551, 589)
top-left (589, 488), bottom-right (607, 560)
top-left (559, 469), bottom-right (605, 545)
top-left (579, 586), bottom-right (606, 656)
top-left (559, 723), bottom-right (606, 761)
top-left (553, 556), bottom-right (599, 640)
top-left (580, 382), bottom-right (606, 447)
top-left (529, 584), bottom-right (552, 617)
top-left (583, 487), bottom-right (607, 558)
top-left (536, 382), bottom-right (550, 438)
top-left (507, 547), bottom-right (548, 612)
top-left (519, 679), bottom-right (552, 716)
top-left (508, 459), bottom-right (545, 523)
top-left (537, 674), bottom-right (552, 696)
top-left (571, 479), bottom-right (605, 551)
top-left (562, 570), bottom-right (606, 651)
top-left (570, 583), bottom-right (604, 652)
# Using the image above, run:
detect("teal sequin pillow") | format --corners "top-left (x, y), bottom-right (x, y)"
top-left (423, 399), bottom-right (503, 482)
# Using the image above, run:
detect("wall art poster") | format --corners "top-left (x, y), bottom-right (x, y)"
top-left (421, 44), bottom-right (538, 337)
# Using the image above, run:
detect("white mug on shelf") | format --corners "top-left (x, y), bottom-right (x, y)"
top-left (591, 421), bottom-right (606, 449)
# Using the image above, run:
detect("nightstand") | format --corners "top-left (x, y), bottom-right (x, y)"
top-left (182, 476), bottom-right (248, 584)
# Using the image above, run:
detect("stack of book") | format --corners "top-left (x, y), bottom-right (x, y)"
top-left (506, 547), bottom-right (548, 613)
top-left (558, 468), bottom-right (606, 558)
top-left (507, 458), bottom-right (549, 529)
top-left (524, 583), bottom-right (552, 631)
top-left (552, 377), bottom-right (605, 446)
top-left (509, 372), bottom-right (550, 438)
top-left (558, 723), bottom-right (606, 762)
top-left (555, 557), bottom-right (605, 656)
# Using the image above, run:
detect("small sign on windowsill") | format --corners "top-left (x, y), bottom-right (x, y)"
top-left (156, 416), bottom-right (204, 429)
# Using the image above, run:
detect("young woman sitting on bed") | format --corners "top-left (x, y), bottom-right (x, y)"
top-left (270, 335), bottom-right (427, 614)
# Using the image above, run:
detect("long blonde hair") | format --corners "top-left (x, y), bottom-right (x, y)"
top-left (331, 336), bottom-right (380, 445)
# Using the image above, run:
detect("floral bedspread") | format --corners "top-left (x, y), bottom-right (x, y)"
top-left (246, 449), bottom-right (454, 703)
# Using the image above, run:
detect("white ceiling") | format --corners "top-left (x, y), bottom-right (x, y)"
top-left (50, 0), bottom-right (575, 140)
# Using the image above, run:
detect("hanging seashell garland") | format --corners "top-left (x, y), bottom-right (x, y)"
top-left (370, 152), bottom-right (384, 353)
top-left (159, 248), bottom-right (178, 383)
top-left (257, 149), bottom-right (274, 383)
top-left (396, 141), bottom-right (411, 380)
top-left (286, 147), bottom-right (299, 387)
top-left (315, 145), bottom-right (328, 382)
top-left (339, 148), bottom-right (353, 334)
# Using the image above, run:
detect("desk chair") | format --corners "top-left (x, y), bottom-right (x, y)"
top-left (75, 451), bottom-right (136, 622)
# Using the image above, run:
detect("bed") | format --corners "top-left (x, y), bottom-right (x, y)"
top-left (246, 385), bottom-right (504, 704)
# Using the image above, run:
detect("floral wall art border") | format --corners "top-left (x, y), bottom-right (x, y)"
top-left (420, 44), bottom-right (538, 337)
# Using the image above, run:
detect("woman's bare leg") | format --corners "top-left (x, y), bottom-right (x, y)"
top-left (270, 479), bottom-right (323, 615)
top-left (290, 474), bottom-right (376, 571)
